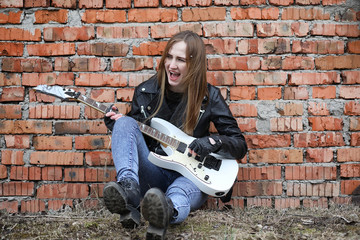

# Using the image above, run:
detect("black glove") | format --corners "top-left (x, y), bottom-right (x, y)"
top-left (188, 136), bottom-right (222, 161)
top-left (104, 105), bottom-right (118, 131)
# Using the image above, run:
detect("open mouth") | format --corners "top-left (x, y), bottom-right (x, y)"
top-left (169, 71), bottom-right (180, 80)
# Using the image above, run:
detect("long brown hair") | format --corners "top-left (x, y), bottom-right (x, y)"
top-left (151, 30), bottom-right (208, 135)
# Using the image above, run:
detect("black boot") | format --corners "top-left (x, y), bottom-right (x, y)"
top-left (103, 178), bottom-right (141, 228)
top-left (141, 188), bottom-right (174, 240)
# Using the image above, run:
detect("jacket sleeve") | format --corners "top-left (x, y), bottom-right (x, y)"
top-left (209, 88), bottom-right (248, 160)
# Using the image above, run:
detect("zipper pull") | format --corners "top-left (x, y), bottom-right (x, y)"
top-left (141, 105), bottom-right (148, 118)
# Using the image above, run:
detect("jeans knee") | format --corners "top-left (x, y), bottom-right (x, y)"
top-left (113, 116), bottom-right (138, 132)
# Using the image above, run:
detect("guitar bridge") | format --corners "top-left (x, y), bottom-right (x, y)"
top-left (203, 155), bottom-right (222, 171)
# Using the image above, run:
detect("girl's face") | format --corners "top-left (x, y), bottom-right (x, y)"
top-left (165, 41), bottom-right (188, 93)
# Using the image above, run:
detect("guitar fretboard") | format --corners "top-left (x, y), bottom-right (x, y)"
top-left (76, 94), bottom-right (181, 149)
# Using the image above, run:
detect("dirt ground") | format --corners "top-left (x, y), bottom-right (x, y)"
top-left (1, 203), bottom-right (360, 240)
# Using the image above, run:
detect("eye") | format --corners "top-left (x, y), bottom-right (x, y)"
top-left (178, 58), bottom-right (186, 62)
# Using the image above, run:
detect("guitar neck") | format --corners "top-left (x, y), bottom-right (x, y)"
top-left (76, 94), bottom-right (180, 149)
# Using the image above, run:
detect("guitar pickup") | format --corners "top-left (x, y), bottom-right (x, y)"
top-left (203, 155), bottom-right (222, 171)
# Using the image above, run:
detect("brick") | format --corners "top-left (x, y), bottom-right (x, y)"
top-left (231, 7), bottom-right (279, 20)
top-left (287, 182), bottom-right (339, 197)
top-left (261, 56), bottom-right (282, 70)
top-left (0, 105), bottom-right (22, 119)
top-left (23, 72), bottom-right (74, 86)
top-left (236, 118), bottom-right (257, 133)
top-left (342, 71), bottom-right (360, 85)
top-left (350, 117), bottom-right (360, 131)
top-left (150, 23), bottom-right (202, 39)
top-left (30, 152), bottom-right (83, 165)
top-left (97, 26), bottom-right (148, 39)
top-left (275, 198), bottom-right (300, 209)
top-left (312, 86), bottom-right (336, 99)
top-left (230, 86), bottom-right (256, 100)
top-left (10, 166), bottom-right (28, 180)
top-left (75, 73), bottom-right (127, 87)
top-left (27, 43), bottom-right (75, 56)
top-left (269, 0), bottom-right (294, 5)
top-left (235, 72), bottom-right (287, 85)
top-left (207, 72), bottom-right (234, 86)
top-left (79, 0), bottom-right (102, 8)
top-left (311, 24), bottom-right (360, 37)
top-left (229, 103), bottom-right (257, 117)
top-left (0, 0), bottom-right (23, 7)
top-left (133, 41), bottom-right (167, 56)
top-left (81, 10), bottom-right (125, 23)
top-left (134, 0), bottom-right (159, 7)
top-left (42, 166), bottom-right (62, 181)
top-left (183, 7), bottom-right (226, 22)
top-left (289, 72), bottom-right (340, 85)
top-left (276, 102), bottom-right (303, 116)
top-left (203, 22), bottom-right (254, 37)
top-left (208, 56), bottom-right (260, 71)
top-left (28, 166), bottom-right (41, 180)
top-left (116, 88), bottom-right (134, 102)
top-left (52, 0), bottom-right (76, 8)
top-left (55, 121), bottom-right (107, 134)
top-left (75, 135), bottom-right (111, 150)
top-left (1, 150), bottom-right (24, 165)
top-left (282, 56), bottom-right (314, 70)
top-left (33, 136), bottom-right (72, 150)
top-left (129, 8), bottom-right (177, 23)
top-left (308, 102), bottom-right (329, 116)
top-left (341, 164), bottom-right (360, 178)
top-left (337, 148), bottom-right (360, 162)
top-left (282, 7), bottom-right (330, 20)
top-left (339, 86), bottom-right (360, 99)
top-left (0, 28), bottom-right (41, 41)
top-left (0, 42), bottom-right (24, 56)
top-left (85, 151), bottom-right (113, 166)
top-left (0, 165), bottom-right (7, 179)
top-left (303, 198), bottom-right (328, 208)
top-left (344, 101), bottom-right (360, 115)
top-left (258, 87), bottom-right (282, 100)
top-left (24, 0), bottom-right (50, 7)
top-left (292, 40), bottom-right (344, 54)
top-left (64, 168), bottom-right (85, 182)
top-left (34, 9), bottom-right (68, 24)
top-left (215, 0), bottom-right (239, 5)
top-left (89, 89), bottom-right (114, 103)
top-left (0, 201), bottom-right (18, 213)
top-left (129, 73), bottom-right (153, 87)
top-left (341, 180), bottom-right (360, 195)
top-left (348, 40), bottom-right (360, 54)
top-left (238, 166), bottom-right (281, 180)
top-left (306, 148), bottom-right (333, 163)
top-left (0, 87), bottom-right (24, 102)
top-left (48, 200), bottom-right (73, 211)
top-left (111, 57), bottom-right (153, 72)
top-left (235, 182), bottom-right (282, 197)
top-left (204, 39), bottom-right (236, 54)
top-left (85, 168), bottom-right (116, 182)
top-left (1, 182), bottom-right (34, 196)
top-left (44, 26), bottom-right (95, 41)
top-left (257, 22), bottom-right (294, 37)
top-left (29, 105), bottom-right (80, 119)
top-left (241, 0), bottom-right (265, 4)
top-left (0, 120), bottom-right (52, 134)
top-left (70, 58), bottom-right (107, 72)
top-left (294, 132), bottom-right (345, 147)
top-left (37, 183), bottom-right (89, 199)
top-left (351, 130), bottom-right (360, 146)
top-left (270, 117), bottom-right (303, 131)
top-left (2, 58), bottom-right (52, 72)
top-left (21, 199), bottom-right (46, 213)
top-left (296, 0), bottom-right (321, 4)
top-left (89, 183), bottom-right (105, 198)
top-left (78, 42), bottom-right (129, 56)
top-left (285, 166), bottom-right (336, 180)
top-left (5, 135), bottom-right (30, 148)
top-left (315, 55), bottom-right (360, 70)
top-left (291, 22), bottom-right (310, 37)
top-left (0, 73), bottom-right (21, 86)
top-left (247, 198), bottom-right (272, 208)
top-left (106, 0), bottom-right (131, 8)
top-left (249, 149), bottom-right (302, 163)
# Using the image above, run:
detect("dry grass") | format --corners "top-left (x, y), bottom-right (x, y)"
top-left (1, 202), bottom-right (360, 240)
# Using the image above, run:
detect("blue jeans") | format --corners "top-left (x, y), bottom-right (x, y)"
top-left (111, 116), bottom-right (208, 224)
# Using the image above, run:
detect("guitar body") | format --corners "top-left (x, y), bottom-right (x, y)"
top-left (149, 118), bottom-right (239, 197)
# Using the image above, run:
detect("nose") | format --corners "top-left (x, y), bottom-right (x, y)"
top-left (169, 58), bottom-right (177, 69)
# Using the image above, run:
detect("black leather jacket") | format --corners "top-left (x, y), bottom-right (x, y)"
top-left (125, 74), bottom-right (248, 160)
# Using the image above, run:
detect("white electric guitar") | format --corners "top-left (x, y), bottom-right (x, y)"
top-left (34, 85), bottom-right (239, 197)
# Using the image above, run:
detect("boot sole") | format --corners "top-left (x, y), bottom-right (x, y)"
top-left (103, 182), bottom-right (140, 228)
top-left (141, 188), bottom-right (169, 239)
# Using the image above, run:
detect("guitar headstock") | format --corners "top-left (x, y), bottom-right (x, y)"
top-left (34, 85), bottom-right (79, 101)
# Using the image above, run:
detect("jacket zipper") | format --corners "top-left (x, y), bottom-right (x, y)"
top-left (194, 109), bottom-right (205, 129)
top-left (141, 105), bottom-right (148, 118)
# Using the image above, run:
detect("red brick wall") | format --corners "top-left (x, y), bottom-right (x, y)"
top-left (0, 0), bottom-right (359, 213)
